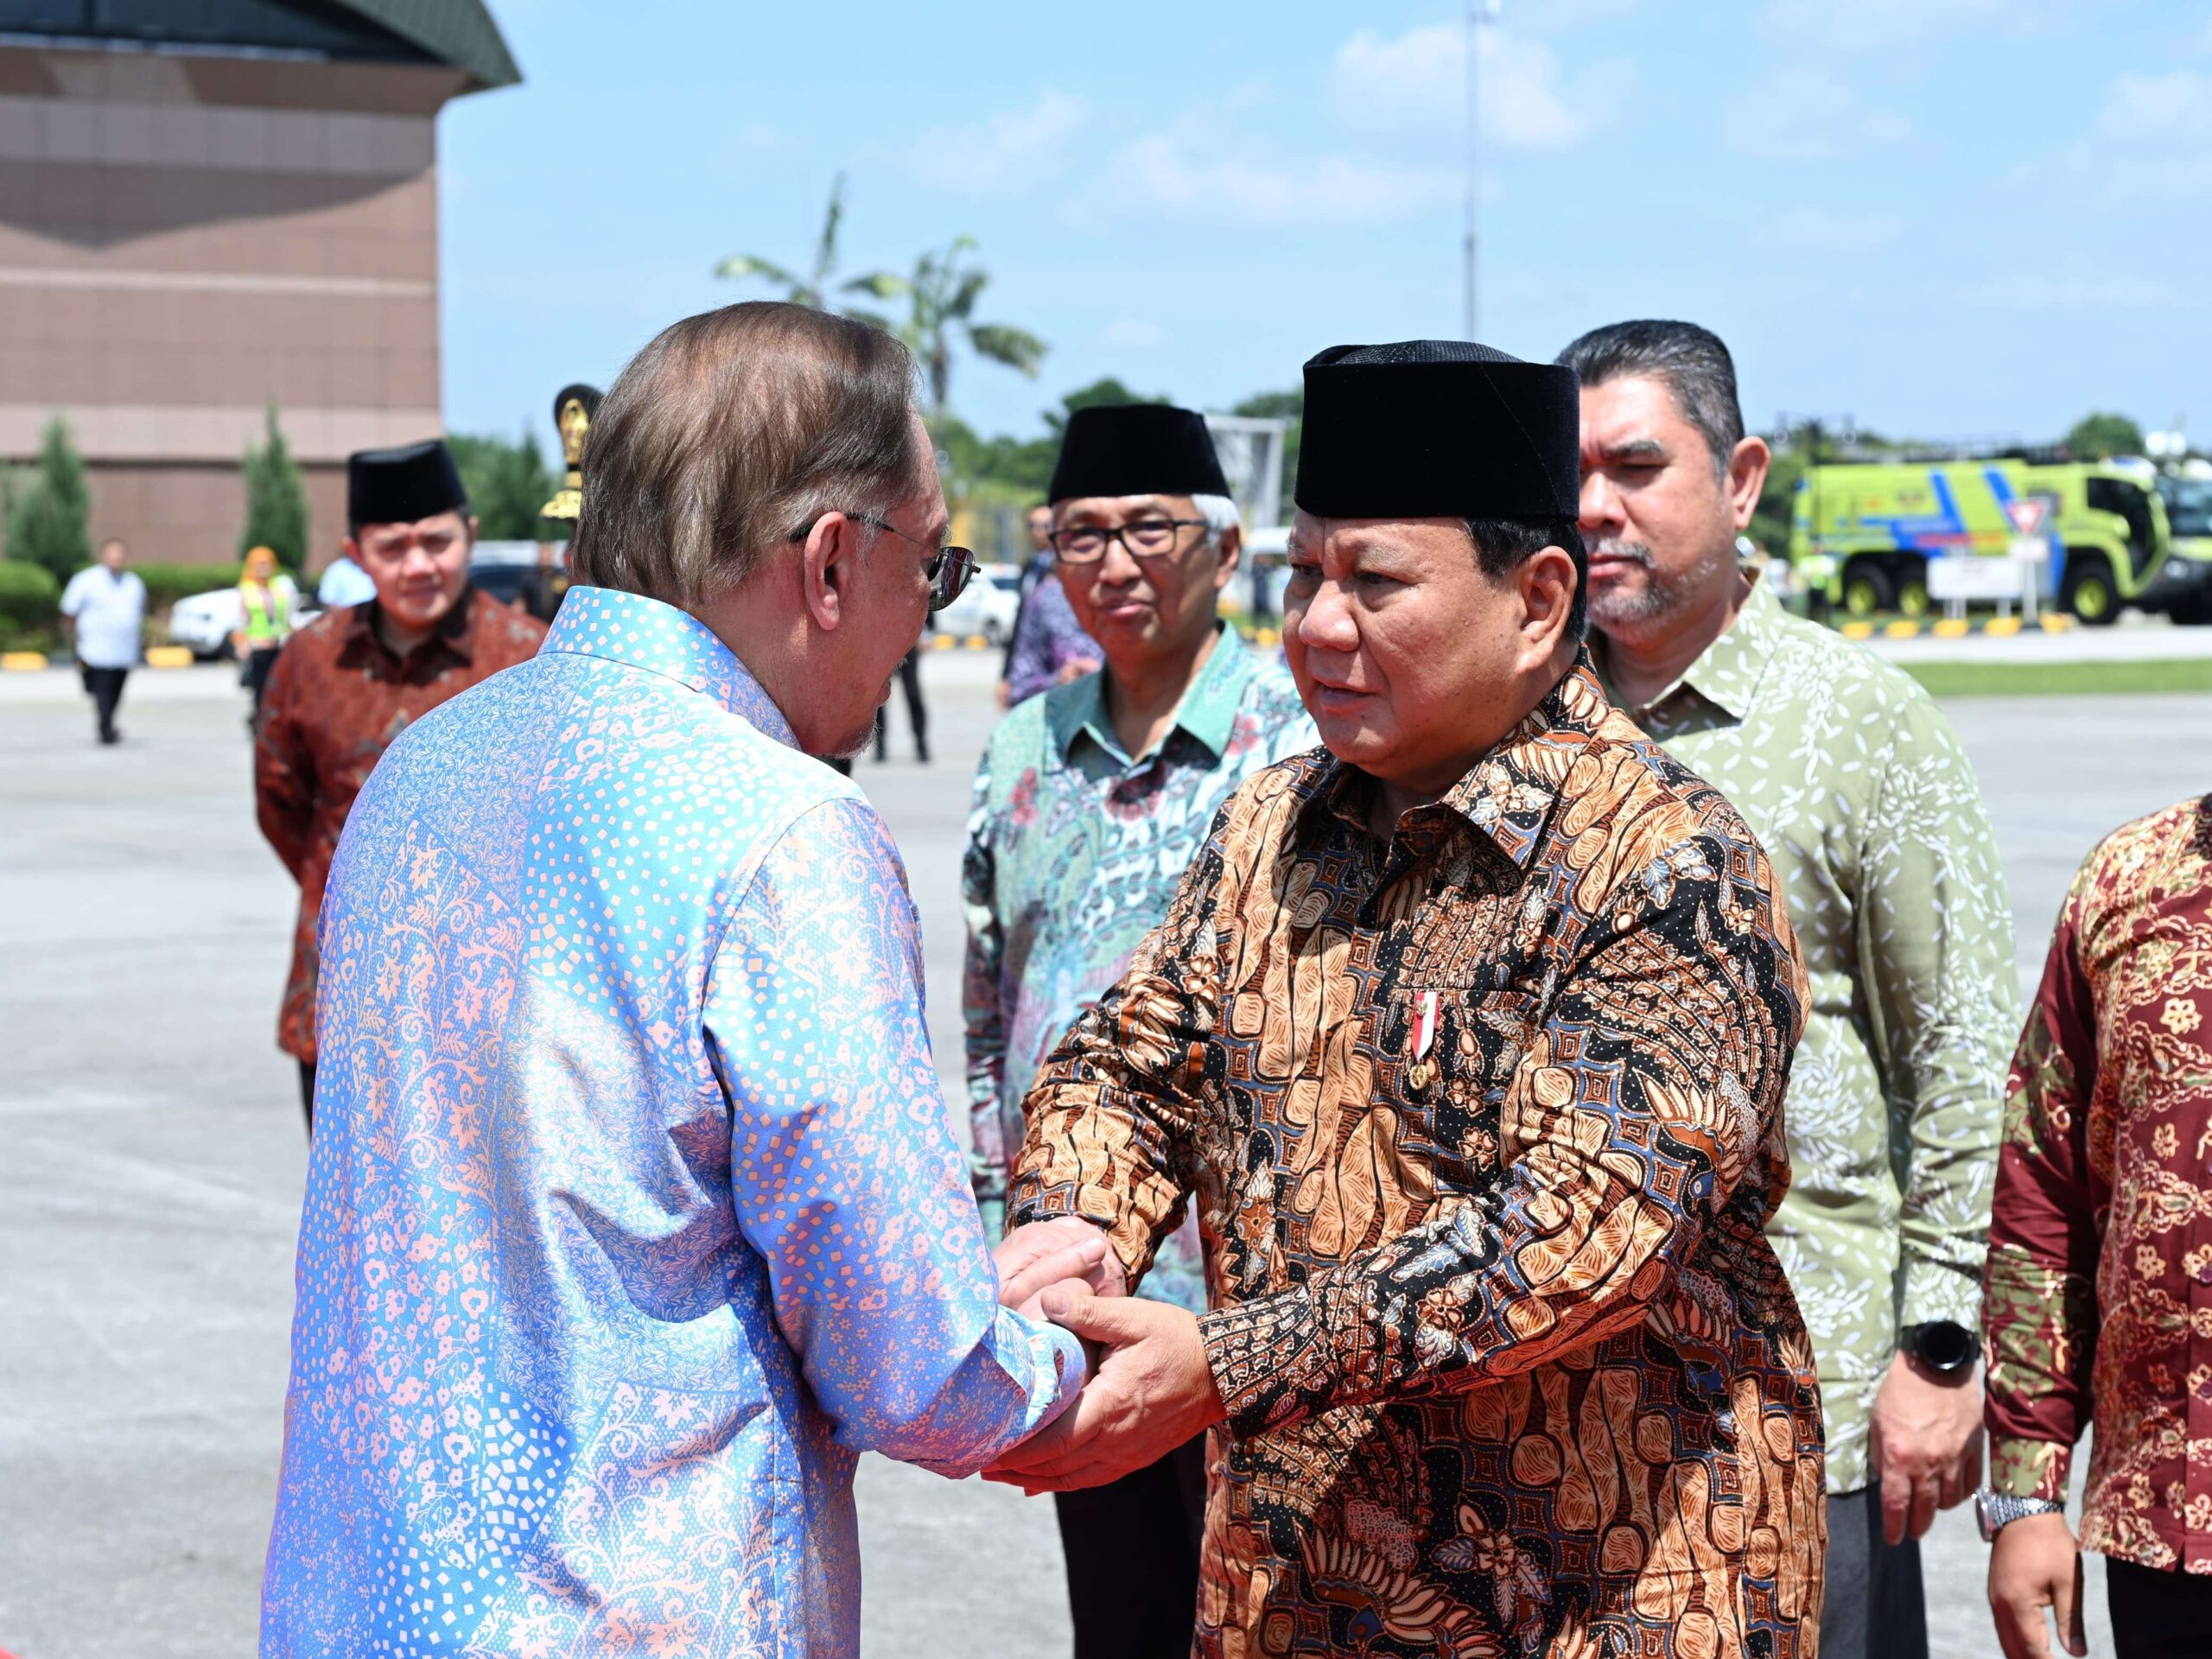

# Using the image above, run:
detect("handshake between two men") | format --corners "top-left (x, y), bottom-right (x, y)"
top-left (985, 1217), bottom-right (1226, 1496)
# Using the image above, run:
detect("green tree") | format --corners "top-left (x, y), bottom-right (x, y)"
top-left (715, 173), bottom-right (886, 319)
top-left (449, 429), bottom-right (560, 540)
top-left (864, 235), bottom-right (1046, 418)
top-left (2064, 410), bottom-right (2145, 461)
top-left (238, 406), bottom-right (310, 570)
top-left (1, 416), bottom-right (92, 581)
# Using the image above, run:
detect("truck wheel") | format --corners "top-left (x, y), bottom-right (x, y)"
top-left (2060, 555), bottom-right (2118, 626)
top-left (1840, 561), bottom-right (1894, 619)
top-left (2168, 591), bottom-right (2212, 626)
top-left (1895, 563), bottom-right (1931, 619)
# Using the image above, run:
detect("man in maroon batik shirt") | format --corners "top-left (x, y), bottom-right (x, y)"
top-left (1981, 791), bottom-right (2212, 1659)
top-left (254, 440), bottom-right (544, 1131)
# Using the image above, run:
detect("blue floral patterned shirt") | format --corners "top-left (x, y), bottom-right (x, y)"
top-left (963, 624), bottom-right (1316, 1311)
top-left (262, 586), bottom-right (1084, 1659)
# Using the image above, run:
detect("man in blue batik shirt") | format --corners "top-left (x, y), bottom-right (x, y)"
top-left (964, 404), bottom-right (1316, 1659)
top-left (260, 302), bottom-right (1110, 1659)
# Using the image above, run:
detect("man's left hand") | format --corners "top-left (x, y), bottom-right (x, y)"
top-left (1870, 1349), bottom-right (1983, 1544)
top-left (984, 1291), bottom-right (1224, 1493)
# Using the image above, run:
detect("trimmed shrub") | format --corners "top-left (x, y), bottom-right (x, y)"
top-left (0, 558), bottom-right (61, 648)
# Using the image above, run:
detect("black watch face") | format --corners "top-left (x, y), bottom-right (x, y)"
top-left (1913, 1321), bottom-right (1976, 1371)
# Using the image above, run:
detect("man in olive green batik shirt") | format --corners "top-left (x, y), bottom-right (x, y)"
top-left (1560, 321), bottom-right (2012, 1659)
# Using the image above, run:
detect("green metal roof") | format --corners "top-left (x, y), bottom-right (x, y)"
top-left (334, 0), bottom-right (521, 93)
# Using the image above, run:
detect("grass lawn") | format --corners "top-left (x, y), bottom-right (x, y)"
top-left (1904, 658), bottom-right (2212, 697)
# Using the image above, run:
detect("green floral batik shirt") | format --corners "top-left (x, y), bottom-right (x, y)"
top-left (1598, 572), bottom-right (2013, 1493)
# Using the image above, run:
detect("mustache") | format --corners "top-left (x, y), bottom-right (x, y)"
top-left (1585, 539), bottom-right (1656, 568)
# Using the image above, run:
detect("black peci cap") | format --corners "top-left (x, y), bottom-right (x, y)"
top-left (1294, 340), bottom-right (1580, 520)
top-left (1047, 404), bottom-right (1231, 505)
top-left (347, 439), bottom-right (468, 530)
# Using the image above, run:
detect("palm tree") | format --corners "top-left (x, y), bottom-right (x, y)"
top-left (715, 173), bottom-right (877, 315)
top-left (867, 236), bottom-right (1047, 419)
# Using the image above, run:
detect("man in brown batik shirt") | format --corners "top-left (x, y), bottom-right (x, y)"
top-left (988, 341), bottom-right (1825, 1658)
top-left (255, 440), bottom-right (544, 1130)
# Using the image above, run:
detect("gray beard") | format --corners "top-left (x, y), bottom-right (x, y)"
top-left (1586, 537), bottom-right (1737, 633)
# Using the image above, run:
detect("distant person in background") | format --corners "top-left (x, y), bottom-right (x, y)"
top-left (60, 537), bottom-right (143, 746)
top-left (1981, 790), bottom-right (2212, 1659)
top-left (254, 441), bottom-right (545, 1131)
top-left (315, 550), bottom-right (376, 609)
top-left (963, 404), bottom-right (1314, 1659)
top-left (874, 641), bottom-right (930, 763)
top-left (232, 544), bottom-right (297, 734)
top-left (1563, 319), bottom-right (2012, 1659)
top-left (1002, 502), bottom-right (1100, 707)
top-left (997, 504), bottom-right (1056, 707)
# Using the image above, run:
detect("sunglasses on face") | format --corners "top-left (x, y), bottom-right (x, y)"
top-left (791, 512), bottom-right (977, 613)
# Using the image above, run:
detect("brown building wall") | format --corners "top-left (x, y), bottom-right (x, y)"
top-left (0, 44), bottom-right (467, 566)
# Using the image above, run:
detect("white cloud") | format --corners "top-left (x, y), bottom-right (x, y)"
top-left (1722, 66), bottom-right (1910, 160)
top-left (904, 90), bottom-right (1089, 197)
top-left (1327, 22), bottom-right (1634, 149)
top-left (1762, 0), bottom-right (2076, 51)
top-left (1071, 110), bottom-right (1457, 231)
top-left (1102, 318), bottom-right (1165, 349)
top-left (1758, 207), bottom-right (1904, 253)
top-left (1960, 275), bottom-right (2187, 311)
top-left (2098, 71), bottom-right (2212, 149)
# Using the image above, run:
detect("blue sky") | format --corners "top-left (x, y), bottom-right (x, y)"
top-left (440, 0), bottom-right (2211, 455)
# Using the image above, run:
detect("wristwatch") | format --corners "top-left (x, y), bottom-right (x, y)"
top-left (1976, 1489), bottom-right (2065, 1541)
top-left (1900, 1319), bottom-right (1981, 1375)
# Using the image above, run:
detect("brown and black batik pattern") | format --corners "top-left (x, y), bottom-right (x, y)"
top-left (1984, 793), bottom-right (2212, 1574)
top-left (1010, 660), bottom-right (1825, 1658)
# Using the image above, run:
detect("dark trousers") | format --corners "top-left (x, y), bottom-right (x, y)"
top-left (1820, 1482), bottom-right (1927, 1658)
top-left (245, 645), bottom-right (281, 729)
top-left (874, 648), bottom-right (928, 762)
top-left (297, 1060), bottom-right (316, 1135)
top-left (2109, 1558), bottom-right (2212, 1658)
top-left (1053, 1433), bottom-right (1206, 1659)
top-left (80, 664), bottom-right (128, 741)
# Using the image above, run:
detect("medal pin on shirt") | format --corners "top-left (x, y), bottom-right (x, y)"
top-left (1407, 989), bottom-right (1440, 1093)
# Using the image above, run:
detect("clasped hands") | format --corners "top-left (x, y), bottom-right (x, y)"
top-left (986, 1217), bottom-right (1225, 1494)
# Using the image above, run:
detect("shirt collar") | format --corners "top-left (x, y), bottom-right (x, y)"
top-left (1598, 565), bottom-right (1785, 726)
top-left (541, 585), bottom-right (798, 747)
top-left (1049, 620), bottom-right (1252, 766)
top-left (1303, 652), bottom-right (1617, 872)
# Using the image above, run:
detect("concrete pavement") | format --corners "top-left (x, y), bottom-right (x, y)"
top-left (3, 650), bottom-right (2209, 1657)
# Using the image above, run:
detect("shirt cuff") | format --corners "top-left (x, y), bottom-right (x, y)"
top-left (1199, 1287), bottom-right (1337, 1438)
top-left (1899, 1254), bottom-right (1984, 1334)
top-left (1988, 1433), bottom-right (2072, 1503)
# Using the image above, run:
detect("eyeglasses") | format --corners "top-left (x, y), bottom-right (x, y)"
top-left (792, 512), bottom-right (977, 613)
top-left (1049, 518), bottom-right (1207, 564)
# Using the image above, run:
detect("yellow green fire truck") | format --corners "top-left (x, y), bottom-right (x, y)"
top-left (1788, 458), bottom-right (2212, 625)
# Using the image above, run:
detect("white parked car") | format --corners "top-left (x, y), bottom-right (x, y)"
top-left (167, 585), bottom-right (321, 659)
top-left (931, 562), bottom-right (1022, 645)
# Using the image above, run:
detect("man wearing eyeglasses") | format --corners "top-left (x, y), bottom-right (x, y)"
top-left (963, 404), bottom-right (1316, 1659)
top-left (253, 438), bottom-right (546, 1131)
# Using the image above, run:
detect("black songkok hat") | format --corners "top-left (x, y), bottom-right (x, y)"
top-left (1047, 404), bottom-right (1230, 505)
top-left (1294, 340), bottom-right (1580, 519)
top-left (347, 438), bottom-right (468, 530)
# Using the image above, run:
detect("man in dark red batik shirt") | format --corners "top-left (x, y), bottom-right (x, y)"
top-left (1981, 791), bottom-right (2212, 1659)
top-left (254, 440), bottom-right (545, 1131)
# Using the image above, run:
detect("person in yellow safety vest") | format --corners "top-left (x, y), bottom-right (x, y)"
top-left (234, 544), bottom-right (298, 734)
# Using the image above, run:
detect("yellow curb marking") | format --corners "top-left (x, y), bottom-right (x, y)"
top-left (1839, 622), bottom-right (1875, 640)
top-left (2, 650), bottom-right (48, 671)
top-left (145, 645), bottom-right (195, 669)
top-left (2038, 613), bottom-right (2074, 632)
top-left (1984, 617), bottom-right (2023, 637)
top-left (1933, 619), bottom-right (1970, 638)
top-left (1884, 620), bottom-right (1921, 639)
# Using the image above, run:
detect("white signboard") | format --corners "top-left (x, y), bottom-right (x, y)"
top-left (1205, 414), bottom-right (1287, 531)
top-left (1928, 556), bottom-right (2031, 603)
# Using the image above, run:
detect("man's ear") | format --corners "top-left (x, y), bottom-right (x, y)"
top-left (1518, 545), bottom-right (1579, 661)
top-left (1211, 524), bottom-right (1243, 592)
top-left (1727, 435), bottom-right (1771, 533)
top-left (798, 511), bottom-right (857, 632)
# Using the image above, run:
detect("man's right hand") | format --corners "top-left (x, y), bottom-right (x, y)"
top-left (994, 1217), bottom-right (1127, 1319)
top-left (1988, 1510), bottom-right (2084, 1659)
